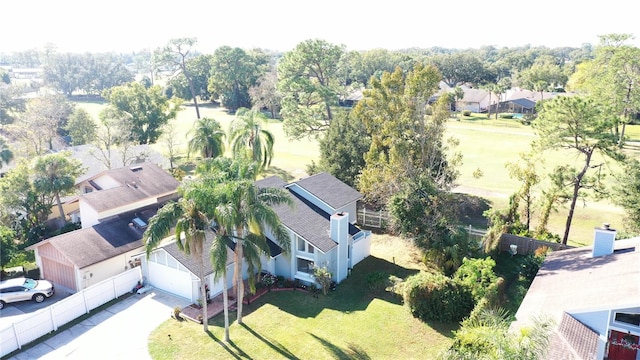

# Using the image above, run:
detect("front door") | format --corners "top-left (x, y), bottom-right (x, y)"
top-left (608, 330), bottom-right (639, 360)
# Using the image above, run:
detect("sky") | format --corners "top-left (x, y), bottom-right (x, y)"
top-left (2, 0), bottom-right (639, 54)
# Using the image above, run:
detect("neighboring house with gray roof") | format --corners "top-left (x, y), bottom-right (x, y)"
top-left (142, 172), bottom-right (372, 303)
top-left (513, 225), bottom-right (640, 359)
top-left (456, 87), bottom-right (498, 113)
top-left (27, 163), bottom-right (180, 292)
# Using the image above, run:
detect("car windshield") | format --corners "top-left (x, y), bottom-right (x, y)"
top-left (22, 278), bottom-right (37, 289)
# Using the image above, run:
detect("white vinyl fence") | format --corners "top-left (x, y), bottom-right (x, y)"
top-left (0, 267), bottom-right (142, 358)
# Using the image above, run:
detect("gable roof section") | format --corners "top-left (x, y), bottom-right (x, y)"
top-left (545, 313), bottom-right (599, 360)
top-left (460, 88), bottom-right (490, 103)
top-left (291, 172), bottom-right (362, 210)
top-left (515, 237), bottom-right (640, 330)
top-left (161, 235), bottom-right (234, 277)
top-left (30, 213), bottom-right (149, 268)
top-left (256, 176), bottom-right (336, 253)
top-left (80, 163), bottom-right (179, 213)
top-left (256, 175), bottom-right (363, 253)
top-left (71, 144), bottom-right (170, 184)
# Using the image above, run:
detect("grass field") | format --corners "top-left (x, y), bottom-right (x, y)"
top-left (147, 234), bottom-right (457, 360)
top-left (73, 101), bottom-right (636, 246)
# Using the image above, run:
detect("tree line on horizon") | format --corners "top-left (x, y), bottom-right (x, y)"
top-left (1, 33), bottom-right (639, 264)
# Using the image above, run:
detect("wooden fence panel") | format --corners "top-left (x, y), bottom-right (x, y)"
top-left (498, 234), bottom-right (572, 255)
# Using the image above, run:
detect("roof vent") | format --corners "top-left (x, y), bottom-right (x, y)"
top-left (130, 166), bottom-right (143, 172)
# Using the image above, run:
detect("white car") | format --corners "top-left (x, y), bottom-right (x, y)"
top-left (0, 278), bottom-right (55, 309)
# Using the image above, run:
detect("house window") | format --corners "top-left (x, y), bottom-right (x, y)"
top-left (615, 312), bottom-right (640, 326)
top-left (297, 236), bottom-right (315, 254)
top-left (297, 258), bottom-right (314, 274)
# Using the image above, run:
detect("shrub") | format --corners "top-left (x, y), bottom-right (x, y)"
top-left (453, 257), bottom-right (500, 302)
top-left (462, 110), bottom-right (472, 116)
top-left (313, 265), bottom-right (333, 295)
top-left (520, 254), bottom-right (545, 283)
top-left (261, 273), bottom-right (277, 288)
top-left (403, 272), bottom-right (474, 322)
top-left (499, 113), bottom-right (514, 119)
top-left (172, 306), bottom-right (182, 320)
top-left (367, 271), bottom-right (389, 293)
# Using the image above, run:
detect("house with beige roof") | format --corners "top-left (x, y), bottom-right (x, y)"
top-left (27, 163), bottom-right (180, 292)
top-left (514, 225), bottom-right (640, 360)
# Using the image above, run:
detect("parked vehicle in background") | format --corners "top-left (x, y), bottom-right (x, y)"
top-left (0, 278), bottom-right (55, 309)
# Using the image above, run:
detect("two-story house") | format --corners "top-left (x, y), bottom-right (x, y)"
top-left (142, 172), bottom-right (372, 304)
top-left (27, 163), bottom-right (180, 292)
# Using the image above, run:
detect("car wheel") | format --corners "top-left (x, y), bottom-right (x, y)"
top-left (33, 294), bottom-right (46, 303)
top-left (0, 301), bottom-right (4, 310)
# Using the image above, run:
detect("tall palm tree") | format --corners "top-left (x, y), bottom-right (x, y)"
top-left (187, 117), bottom-right (226, 160)
top-left (229, 108), bottom-right (275, 170)
top-left (214, 178), bottom-right (292, 324)
top-left (144, 197), bottom-right (211, 332)
top-left (209, 224), bottom-right (232, 342)
top-left (0, 136), bottom-right (13, 170)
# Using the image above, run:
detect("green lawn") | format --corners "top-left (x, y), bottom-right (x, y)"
top-left (73, 100), bottom-right (636, 245)
top-left (445, 119), bottom-right (632, 246)
top-left (148, 234), bottom-right (457, 359)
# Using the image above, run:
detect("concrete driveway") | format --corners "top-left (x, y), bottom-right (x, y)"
top-left (0, 284), bottom-right (74, 330)
top-left (5, 289), bottom-right (190, 360)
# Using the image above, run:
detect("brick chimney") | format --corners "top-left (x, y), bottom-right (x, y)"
top-left (592, 223), bottom-right (617, 257)
top-left (330, 212), bottom-right (349, 282)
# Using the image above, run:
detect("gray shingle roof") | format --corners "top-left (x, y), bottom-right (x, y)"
top-left (256, 176), bottom-right (337, 253)
top-left (546, 313), bottom-right (599, 360)
top-left (44, 214), bottom-right (148, 268)
top-left (514, 237), bottom-right (640, 330)
top-left (81, 162), bottom-right (179, 213)
top-left (70, 144), bottom-right (170, 184)
top-left (255, 174), bottom-right (363, 253)
top-left (291, 172), bottom-right (362, 209)
top-left (162, 235), bottom-right (234, 277)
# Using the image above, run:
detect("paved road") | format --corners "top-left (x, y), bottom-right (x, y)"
top-left (5, 290), bottom-right (190, 360)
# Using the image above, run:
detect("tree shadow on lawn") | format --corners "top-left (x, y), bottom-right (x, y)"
top-left (228, 256), bottom-right (419, 320)
top-left (240, 323), bottom-right (301, 359)
top-left (308, 333), bottom-right (371, 360)
top-left (204, 330), bottom-right (244, 360)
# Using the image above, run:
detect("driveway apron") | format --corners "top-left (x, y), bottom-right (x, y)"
top-left (6, 290), bottom-right (190, 360)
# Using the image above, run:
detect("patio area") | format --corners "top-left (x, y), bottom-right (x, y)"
top-left (180, 285), bottom-right (304, 323)
top-left (180, 286), bottom-right (270, 322)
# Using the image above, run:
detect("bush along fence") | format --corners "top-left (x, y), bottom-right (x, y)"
top-left (0, 267), bottom-right (142, 358)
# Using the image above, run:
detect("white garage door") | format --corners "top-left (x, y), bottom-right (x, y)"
top-left (148, 261), bottom-right (193, 301)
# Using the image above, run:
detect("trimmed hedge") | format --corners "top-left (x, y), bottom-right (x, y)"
top-left (403, 272), bottom-right (474, 322)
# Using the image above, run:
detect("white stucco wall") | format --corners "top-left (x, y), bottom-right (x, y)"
top-left (79, 247), bottom-right (144, 290)
top-left (79, 200), bottom-right (99, 229)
